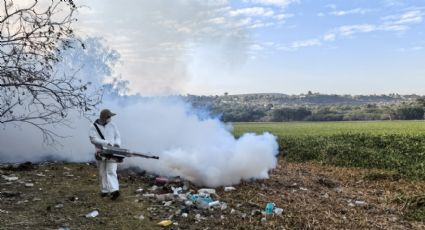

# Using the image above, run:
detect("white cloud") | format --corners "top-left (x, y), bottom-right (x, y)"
top-left (227, 6), bottom-right (293, 29)
top-left (212, 0), bottom-right (230, 5)
top-left (294, 8), bottom-right (425, 50)
top-left (274, 13), bottom-right (292, 20)
top-left (266, 6), bottom-right (424, 53)
top-left (379, 24), bottom-right (408, 32)
top-left (290, 39), bottom-right (321, 49)
top-left (323, 33), bottom-right (336, 41)
top-left (244, 0), bottom-right (299, 7)
top-left (382, 10), bottom-right (423, 25)
top-left (233, 17), bottom-right (253, 27)
top-left (379, 9), bottom-right (424, 32)
top-left (273, 38), bottom-right (321, 51)
top-left (243, 4), bottom-right (424, 55)
top-left (330, 9), bottom-right (424, 37)
top-left (229, 7), bottom-right (275, 17)
top-left (317, 12), bottom-right (325, 17)
top-left (250, 44), bottom-right (264, 50)
top-left (382, 0), bottom-right (404, 7)
top-left (338, 24), bottom-right (377, 36)
top-left (303, 8), bottom-right (425, 48)
top-left (208, 17), bottom-right (226, 25)
top-left (249, 22), bottom-right (275, 29)
top-left (330, 8), bottom-right (371, 16)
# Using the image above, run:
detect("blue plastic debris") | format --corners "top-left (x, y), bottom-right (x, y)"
top-left (265, 202), bottom-right (275, 215)
top-left (187, 193), bottom-right (214, 208)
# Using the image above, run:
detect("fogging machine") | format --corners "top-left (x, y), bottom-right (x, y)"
top-left (98, 145), bottom-right (159, 160)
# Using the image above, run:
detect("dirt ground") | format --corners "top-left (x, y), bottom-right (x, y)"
top-left (1, 158), bottom-right (424, 230)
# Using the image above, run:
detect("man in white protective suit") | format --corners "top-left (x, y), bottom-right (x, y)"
top-left (89, 109), bottom-right (122, 200)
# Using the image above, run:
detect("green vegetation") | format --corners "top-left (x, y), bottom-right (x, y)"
top-left (186, 93), bottom-right (425, 122)
top-left (233, 120), bottom-right (425, 136)
top-left (393, 194), bottom-right (425, 222)
top-left (233, 121), bottom-right (425, 180)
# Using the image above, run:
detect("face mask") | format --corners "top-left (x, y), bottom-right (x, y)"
top-left (106, 118), bottom-right (111, 124)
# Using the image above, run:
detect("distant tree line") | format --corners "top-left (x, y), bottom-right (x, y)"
top-left (210, 105), bottom-right (424, 122)
top-left (270, 105), bottom-right (424, 122)
top-left (185, 94), bottom-right (425, 122)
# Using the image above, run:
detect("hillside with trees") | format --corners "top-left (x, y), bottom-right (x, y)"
top-left (183, 93), bottom-right (425, 122)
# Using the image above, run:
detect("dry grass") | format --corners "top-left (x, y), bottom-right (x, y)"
top-left (1, 158), bottom-right (424, 229)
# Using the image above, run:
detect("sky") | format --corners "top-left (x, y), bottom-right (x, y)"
top-left (73, 0), bottom-right (425, 95)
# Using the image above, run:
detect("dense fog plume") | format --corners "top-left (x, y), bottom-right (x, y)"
top-left (0, 96), bottom-right (278, 187)
top-left (0, 114), bottom-right (93, 163)
top-left (106, 97), bottom-right (279, 187)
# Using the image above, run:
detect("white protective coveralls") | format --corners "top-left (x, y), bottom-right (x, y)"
top-left (89, 121), bottom-right (121, 193)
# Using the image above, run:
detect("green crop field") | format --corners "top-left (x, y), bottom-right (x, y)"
top-left (233, 121), bottom-right (425, 181)
top-left (233, 120), bottom-right (425, 137)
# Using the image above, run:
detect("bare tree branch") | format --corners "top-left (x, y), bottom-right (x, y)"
top-left (0, 0), bottom-right (101, 144)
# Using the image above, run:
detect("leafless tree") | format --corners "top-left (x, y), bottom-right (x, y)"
top-left (0, 0), bottom-right (102, 143)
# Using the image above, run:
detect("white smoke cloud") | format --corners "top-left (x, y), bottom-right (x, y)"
top-left (0, 113), bottom-right (93, 162)
top-left (108, 97), bottom-right (279, 187)
top-left (0, 97), bottom-right (279, 187)
top-left (110, 100), bottom-right (278, 186)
